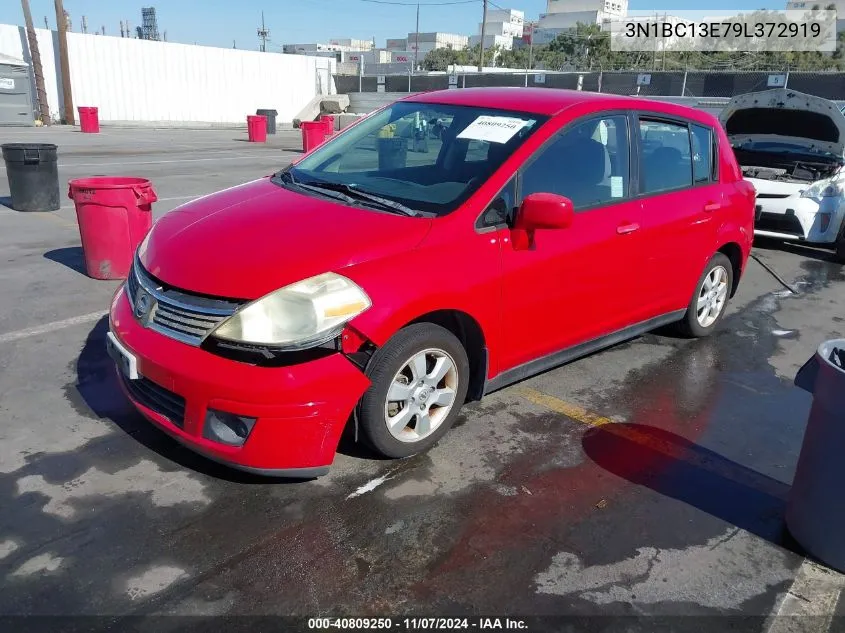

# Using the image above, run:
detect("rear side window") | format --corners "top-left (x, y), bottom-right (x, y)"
top-left (521, 114), bottom-right (630, 212)
top-left (691, 124), bottom-right (715, 184)
top-left (639, 120), bottom-right (693, 194)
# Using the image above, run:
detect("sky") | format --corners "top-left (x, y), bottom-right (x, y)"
top-left (2, 0), bottom-right (769, 51)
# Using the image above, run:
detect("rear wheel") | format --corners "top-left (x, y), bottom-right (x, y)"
top-left (677, 253), bottom-right (733, 338)
top-left (357, 323), bottom-right (470, 459)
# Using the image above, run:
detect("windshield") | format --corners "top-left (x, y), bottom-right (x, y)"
top-left (276, 101), bottom-right (547, 216)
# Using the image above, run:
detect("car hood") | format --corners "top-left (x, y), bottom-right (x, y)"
top-left (140, 177), bottom-right (432, 299)
top-left (720, 88), bottom-right (845, 157)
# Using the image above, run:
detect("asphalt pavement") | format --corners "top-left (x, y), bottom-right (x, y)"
top-left (1, 126), bottom-right (845, 631)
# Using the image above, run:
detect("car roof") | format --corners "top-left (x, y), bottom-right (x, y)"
top-left (404, 87), bottom-right (718, 125)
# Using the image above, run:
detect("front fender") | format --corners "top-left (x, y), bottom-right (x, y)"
top-left (341, 240), bottom-right (502, 376)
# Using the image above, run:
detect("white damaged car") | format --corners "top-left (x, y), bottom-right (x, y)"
top-left (720, 88), bottom-right (845, 261)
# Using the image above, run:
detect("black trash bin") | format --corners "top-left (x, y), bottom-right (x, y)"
top-left (787, 339), bottom-right (845, 572)
top-left (256, 109), bottom-right (278, 135)
top-left (1, 143), bottom-right (60, 212)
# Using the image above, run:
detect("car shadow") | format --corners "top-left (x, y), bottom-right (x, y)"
top-left (0, 196), bottom-right (12, 210)
top-left (75, 317), bottom-right (306, 484)
top-left (44, 246), bottom-right (88, 275)
top-left (753, 236), bottom-right (838, 264)
top-left (582, 422), bottom-right (803, 553)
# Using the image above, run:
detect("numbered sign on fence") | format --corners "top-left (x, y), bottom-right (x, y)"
top-left (767, 74), bottom-right (787, 87)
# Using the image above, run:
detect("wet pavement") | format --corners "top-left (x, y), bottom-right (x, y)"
top-left (2, 128), bottom-right (845, 629)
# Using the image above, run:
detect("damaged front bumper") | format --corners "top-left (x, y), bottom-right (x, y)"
top-left (751, 186), bottom-right (845, 245)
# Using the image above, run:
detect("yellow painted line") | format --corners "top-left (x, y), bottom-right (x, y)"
top-left (515, 386), bottom-right (614, 428)
top-left (518, 386), bottom-right (787, 501)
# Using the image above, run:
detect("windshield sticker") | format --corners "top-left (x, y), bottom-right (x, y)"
top-left (610, 176), bottom-right (624, 198)
top-left (457, 116), bottom-right (532, 144)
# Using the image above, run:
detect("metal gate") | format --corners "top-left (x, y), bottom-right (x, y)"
top-left (0, 59), bottom-right (34, 127)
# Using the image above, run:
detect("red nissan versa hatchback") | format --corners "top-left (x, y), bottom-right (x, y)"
top-left (107, 88), bottom-right (755, 477)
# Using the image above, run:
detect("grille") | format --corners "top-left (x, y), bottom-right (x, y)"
top-left (152, 301), bottom-right (229, 342)
top-left (121, 373), bottom-right (186, 428)
top-left (756, 193), bottom-right (790, 199)
top-left (130, 260), bottom-right (242, 346)
top-left (757, 212), bottom-right (805, 237)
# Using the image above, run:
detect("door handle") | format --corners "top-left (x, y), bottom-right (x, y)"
top-left (617, 223), bottom-right (640, 235)
top-left (703, 202), bottom-right (721, 212)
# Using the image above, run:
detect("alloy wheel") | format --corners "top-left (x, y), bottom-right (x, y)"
top-left (383, 348), bottom-right (459, 443)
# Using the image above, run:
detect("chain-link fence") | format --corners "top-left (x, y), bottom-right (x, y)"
top-left (333, 70), bottom-right (845, 100)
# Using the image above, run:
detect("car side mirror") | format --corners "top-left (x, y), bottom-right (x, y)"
top-left (515, 193), bottom-right (574, 231)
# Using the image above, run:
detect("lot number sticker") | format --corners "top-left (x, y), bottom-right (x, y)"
top-left (457, 116), bottom-right (530, 144)
top-left (0, 78), bottom-right (14, 90)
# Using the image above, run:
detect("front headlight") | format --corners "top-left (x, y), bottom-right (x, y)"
top-left (211, 272), bottom-right (371, 349)
top-left (801, 178), bottom-right (844, 199)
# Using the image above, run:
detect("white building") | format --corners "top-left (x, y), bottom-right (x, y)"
top-left (282, 38), bottom-right (374, 55)
top-left (538, 0), bottom-right (628, 31)
top-left (404, 32), bottom-right (469, 56)
top-left (470, 7), bottom-right (524, 51)
top-left (785, 0), bottom-right (845, 32)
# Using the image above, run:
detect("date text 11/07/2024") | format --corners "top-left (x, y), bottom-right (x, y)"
top-left (307, 618), bottom-right (529, 630)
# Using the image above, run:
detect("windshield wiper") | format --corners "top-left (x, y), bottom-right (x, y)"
top-left (299, 180), bottom-right (422, 217)
top-left (277, 171), bottom-right (359, 205)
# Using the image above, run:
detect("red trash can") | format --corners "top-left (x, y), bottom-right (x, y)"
top-left (67, 177), bottom-right (157, 280)
top-left (301, 121), bottom-right (327, 153)
top-left (320, 115), bottom-right (336, 138)
top-left (247, 115), bottom-right (267, 143)
top-left (78, 107), bottom-right (100, 133)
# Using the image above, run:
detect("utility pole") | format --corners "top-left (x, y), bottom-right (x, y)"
top-left (527, 27), bottom-right (534, 71)
top-left (478, 0), bottom-right (488, 71)
top-left (257, 11), bottom-right (270, 52)
top-left (43, 16), bottom-right (48, 29)
top-left (414, 3), bottom-right (420, 71)
top-left (54, 0), bottom-right (74, 124)
top-left (22, 0), bottom-right (51, 124)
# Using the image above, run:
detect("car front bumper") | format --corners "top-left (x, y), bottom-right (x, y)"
top-left (108, 287), bottom-right (371, 476)
top-left (754, 194), bottom-right (845, 244)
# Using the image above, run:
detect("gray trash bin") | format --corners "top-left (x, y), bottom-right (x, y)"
top-left (1, 143), bottom-right (60, 212)
top-left (256, 109), bottom-right (278, 135)
top-left (787, 338), bottom-right (845, 572)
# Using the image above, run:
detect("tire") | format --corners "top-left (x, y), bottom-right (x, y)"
top-left (835, 236), bottom-right (845, 264)
top-left (677, 253), bottom-right (733, 338)
top-left (357, 323), bottom-right (470, 459)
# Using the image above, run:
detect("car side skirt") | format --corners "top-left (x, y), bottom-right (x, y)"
top-left (484, 309), bottom-right (688, 395)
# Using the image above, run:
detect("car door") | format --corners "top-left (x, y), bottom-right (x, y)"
top-left (494, 112), bottom-right (646, 372)
top-left (636, 116), bottom-right (722, 317)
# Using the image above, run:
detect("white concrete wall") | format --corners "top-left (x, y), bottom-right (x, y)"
top-left (0, 23), bottom-right (336, 126)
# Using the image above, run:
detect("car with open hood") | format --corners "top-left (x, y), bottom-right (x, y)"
top-left (107, 88), bottom-right (754, 477)
top-left (720, 88), bottom-right (845, 261)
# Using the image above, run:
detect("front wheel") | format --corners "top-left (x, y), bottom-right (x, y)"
top-left (356, 323), bottom-right (470, 459)
top-left (677, 253), bottom-right (733, 338)
top-left (835, 235), bottom-right (845, 264)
